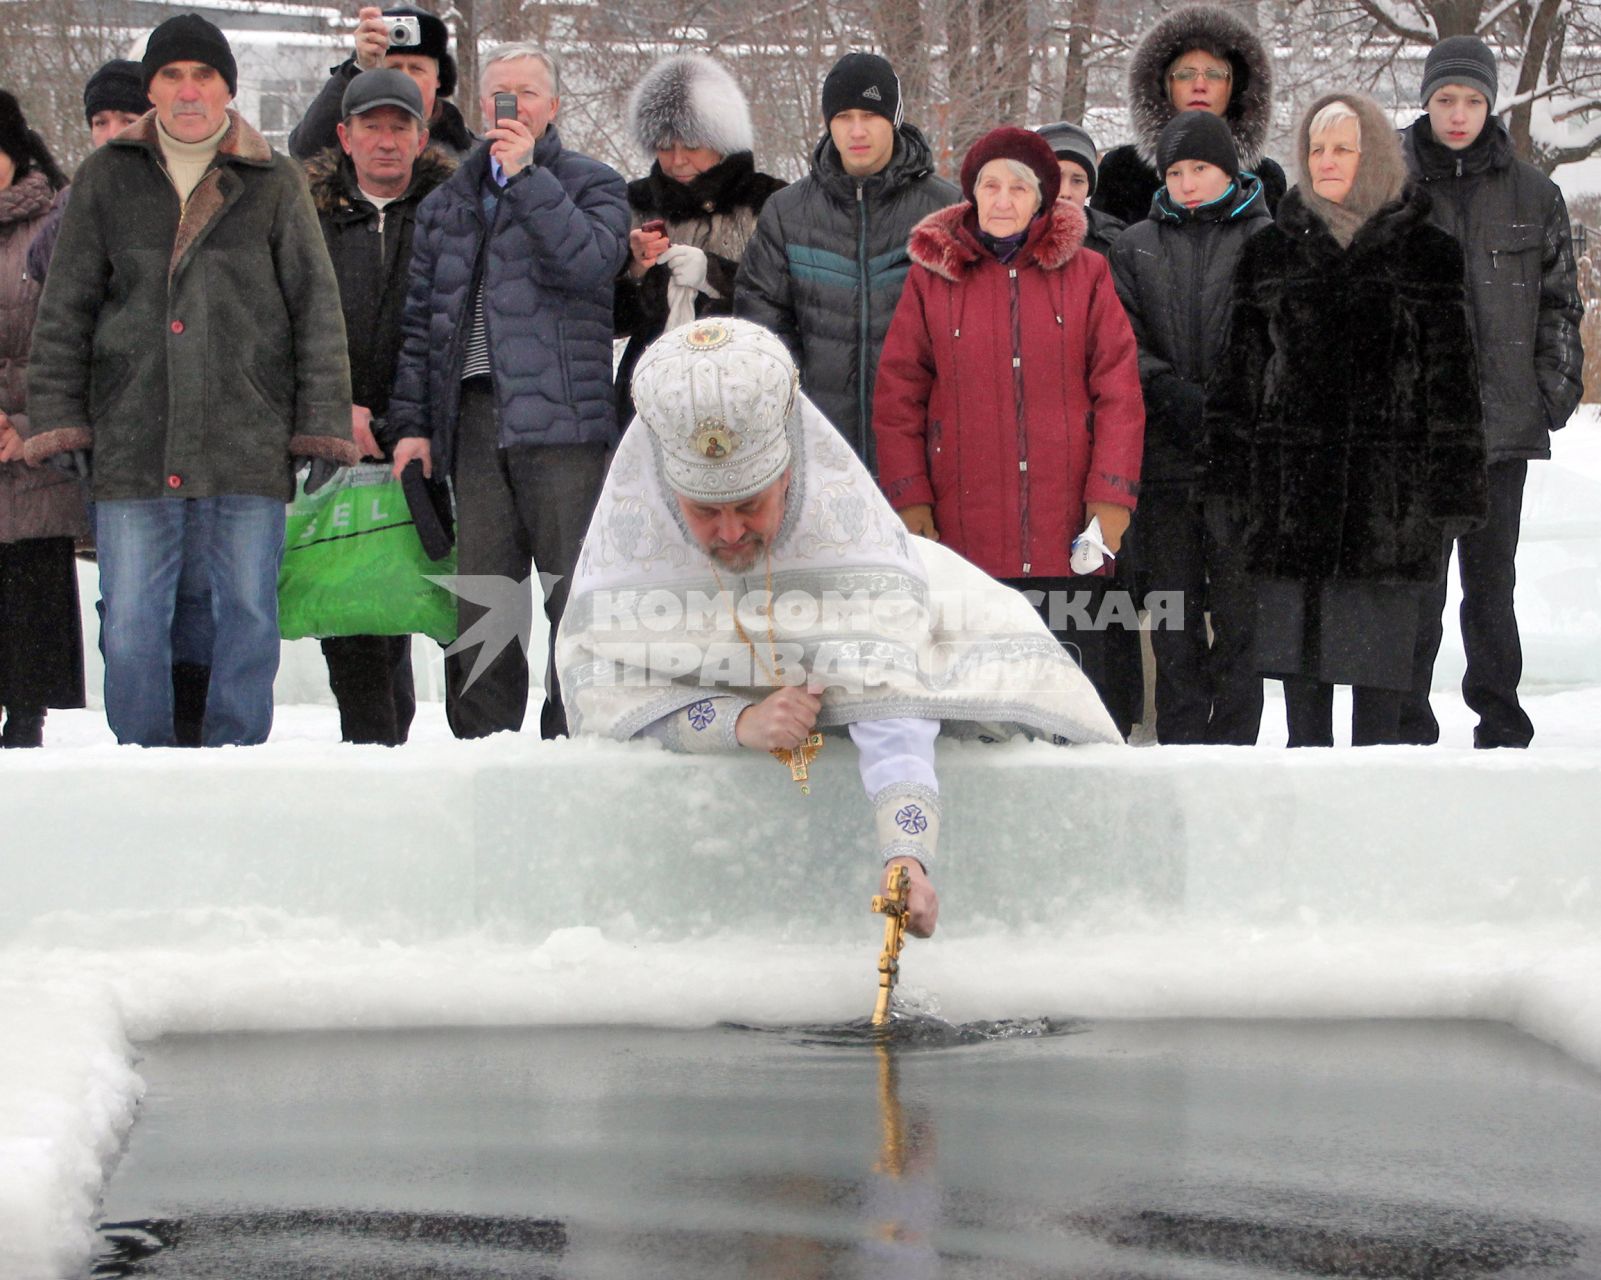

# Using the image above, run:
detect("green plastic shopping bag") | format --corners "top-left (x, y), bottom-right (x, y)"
top-left (278, 463), bottom-right (458, 644)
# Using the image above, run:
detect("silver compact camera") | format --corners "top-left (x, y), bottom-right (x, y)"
top-left (386, 15), bottom-right (421, 46)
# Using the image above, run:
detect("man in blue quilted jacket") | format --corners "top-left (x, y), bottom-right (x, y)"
top-left (390, 42), bottom-right (629, 739)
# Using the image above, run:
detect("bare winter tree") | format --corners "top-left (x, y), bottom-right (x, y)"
top-left (1289, 0), bottom-right (1601, 171)
top-left (0, 0), bottom-right (133, 172)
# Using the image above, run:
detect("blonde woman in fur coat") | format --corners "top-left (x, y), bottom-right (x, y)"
top-left (1203, 93), bottom-right (1487, 747)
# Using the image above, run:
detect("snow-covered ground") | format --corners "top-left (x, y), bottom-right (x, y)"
top-left (2, 411), bottom-right (1599, 1280)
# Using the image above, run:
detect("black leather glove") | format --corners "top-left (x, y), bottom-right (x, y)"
top-left (303, 458), bottom-right (341, 495)
top-left (47, 448), bottom-right (92, 481)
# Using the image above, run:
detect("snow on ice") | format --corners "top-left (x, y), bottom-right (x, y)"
top-left (1, 412), bottom-right (1599, 1279)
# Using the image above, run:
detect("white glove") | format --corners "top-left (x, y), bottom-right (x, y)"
top-left (657, 243), bottom-right (710, 292)
top-left (1070, 514), bottom-right (1114, 576)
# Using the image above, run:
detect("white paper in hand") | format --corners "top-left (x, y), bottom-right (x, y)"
top-left (1070, 515), bottom-right (1113, 576)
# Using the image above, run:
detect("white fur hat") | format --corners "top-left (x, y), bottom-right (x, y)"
top-left (633, 319), bottom-right (796, 504)
top-left (628, 53), bottom-right (755, 159)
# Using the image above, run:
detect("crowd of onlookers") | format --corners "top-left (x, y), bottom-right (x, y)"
top-left (0, 3), bottom-right (1584, 750)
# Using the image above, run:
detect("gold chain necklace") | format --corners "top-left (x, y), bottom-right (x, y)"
top-left (709, 547), bottom-right (823, 793)
top-left (710, 546), bottom-right (782, 685)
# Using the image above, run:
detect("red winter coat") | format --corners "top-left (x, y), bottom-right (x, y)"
top-left (873, 200), bottom-right (1144, 579)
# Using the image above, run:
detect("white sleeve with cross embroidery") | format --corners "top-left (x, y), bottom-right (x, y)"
top-left (851, 718), bottom-right (940, 869)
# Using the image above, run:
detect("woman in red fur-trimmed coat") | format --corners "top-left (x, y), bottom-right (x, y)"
top-left (873, 126), bottom-right (1145, 723)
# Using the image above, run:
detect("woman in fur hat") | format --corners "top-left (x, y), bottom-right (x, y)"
top-left (1092, 4), bottom-right (1286, 227)
top-left (1202, 93), bottom-right (1487, 747)
top-left (873, 127), bottom-right (1145, 728)
top-left (613, 54), bottom-right (785, 424)
top-left (0, 92), bottom-right (85, 746)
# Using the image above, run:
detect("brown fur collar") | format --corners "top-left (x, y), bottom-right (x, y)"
top-left (304, 145), bottom-right (457, 216)
top-left (112, 110), bottom-right (276, 280)
top-left (112, 107), bottom-right (274, 167)
top-left (908, 200), bottom-right (1087, 283)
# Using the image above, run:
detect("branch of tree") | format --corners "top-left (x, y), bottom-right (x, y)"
top-left (1347, 0), bottom-right (1435, 43)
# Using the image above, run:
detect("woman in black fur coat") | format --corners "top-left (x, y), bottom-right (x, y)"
top-left (1092, 4), bottom-right (1287, 227)
top-left (613, 54), bottom-right (786, 424)
top-left (1202, 92), bottom-right (1487, 747)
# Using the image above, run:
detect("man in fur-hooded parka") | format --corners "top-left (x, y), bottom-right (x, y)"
top-left (874, 129), bottom-right (1144, 583)
top-left (614, 54), bottom-right (785, 424)
top-left (1202, 93), bottom-right (1487, 594)
top-left (1092, 5), bottom-right (1287, 226)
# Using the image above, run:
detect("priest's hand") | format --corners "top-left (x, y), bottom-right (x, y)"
top-left (735, 685), bottom-right (821, 751)
top-left (884, 857), bottom-right (939, 938)
top-left (898, 504), bottom-right (939, 541)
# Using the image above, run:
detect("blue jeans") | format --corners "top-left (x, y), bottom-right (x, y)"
top-left (96, 496), bottom-right (285, 746)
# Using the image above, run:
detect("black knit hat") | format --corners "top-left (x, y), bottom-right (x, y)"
top-left (0, 91), bottom-right (31, 169)
top-left (1420, 35), bottom-right (1498, 109)
top-left (822, 52), bottom-right (902, 126)
top-left (1035, 121), bottom-right (1099, 195)
top-left (0, 91), bottom-right (67, 187)
top-left (83, 59), bottom-right (147, 126)
top-left (382, 6), bottom-right (456, 98)
top-left (142, 14), bottom-right (238, 97)
top-left (1156, 109), bottom-right (1239, 178)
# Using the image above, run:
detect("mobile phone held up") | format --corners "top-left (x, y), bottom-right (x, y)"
top-left (640, 218), bottom-right (668, 240)
top-left (493, 92), bottom-right (517, 126)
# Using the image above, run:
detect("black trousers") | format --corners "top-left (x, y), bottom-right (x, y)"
top-left (1401, 460), bottom-right (1533, 748)
top-left (447, 383), bottom-right (608, 740)
top-left (321, 634), bottom-right (415, 745)
top-left (999, 574), bottom-right (1138, 739)
top-left (1137, 489), bottom-right (1261, 745)
top-left (0, 536), bottom-right (85, 711)
top-left (1284, 678), bottom-right (1403, 747)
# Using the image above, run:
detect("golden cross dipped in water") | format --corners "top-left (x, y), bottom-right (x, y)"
top-left (771, 732), bottom-right (823, 795)
top-left (870, 864), bottom-right (910, 1026)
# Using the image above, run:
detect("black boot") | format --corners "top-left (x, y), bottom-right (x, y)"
top-left (1, 705), bottom-right (46, 748)
top-left (172, 663), bottom-right (210, 748)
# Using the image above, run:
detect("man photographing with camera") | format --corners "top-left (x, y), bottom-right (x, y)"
top-left (288, 4), bottom-right (475, 161)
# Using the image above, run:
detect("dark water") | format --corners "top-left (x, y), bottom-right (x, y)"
top-left (92, 1018), bottom-right (1601, 1278)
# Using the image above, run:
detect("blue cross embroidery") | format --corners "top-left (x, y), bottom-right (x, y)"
top-left (895, 804), bottom-right (928, 835)
top-left (688, 700), bottom-right (716, 731)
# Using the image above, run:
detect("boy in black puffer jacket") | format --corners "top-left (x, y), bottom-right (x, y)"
top-left (1109, 111), bottom-right (1271, 745)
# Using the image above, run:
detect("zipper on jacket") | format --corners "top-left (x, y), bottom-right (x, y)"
top-left (1008, 266), bottom-right (1030, 571)
top-left (856, 182), bottom-right (871, 461)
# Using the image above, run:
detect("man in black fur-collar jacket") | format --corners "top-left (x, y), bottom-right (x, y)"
top-left (1092, 4), bottom-right (1287, 227)
top-left (613, 54), bottom-right (785, 426)
top-left (1398, 37), bottom-right (1585, 749)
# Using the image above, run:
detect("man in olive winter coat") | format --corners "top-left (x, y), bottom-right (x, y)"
top-left (26, 15), bottom-right (356, 748)
top-left (734, 52), bottom-right (958, 475)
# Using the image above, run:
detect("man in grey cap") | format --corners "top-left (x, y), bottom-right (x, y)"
top-left (1400, 35), bottom-right (1585, 749)
top-left (302, 68), bottom-right (455, 743)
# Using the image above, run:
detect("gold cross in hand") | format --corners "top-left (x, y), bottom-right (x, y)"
top-left (771, 733), bottom-right (824, 795)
